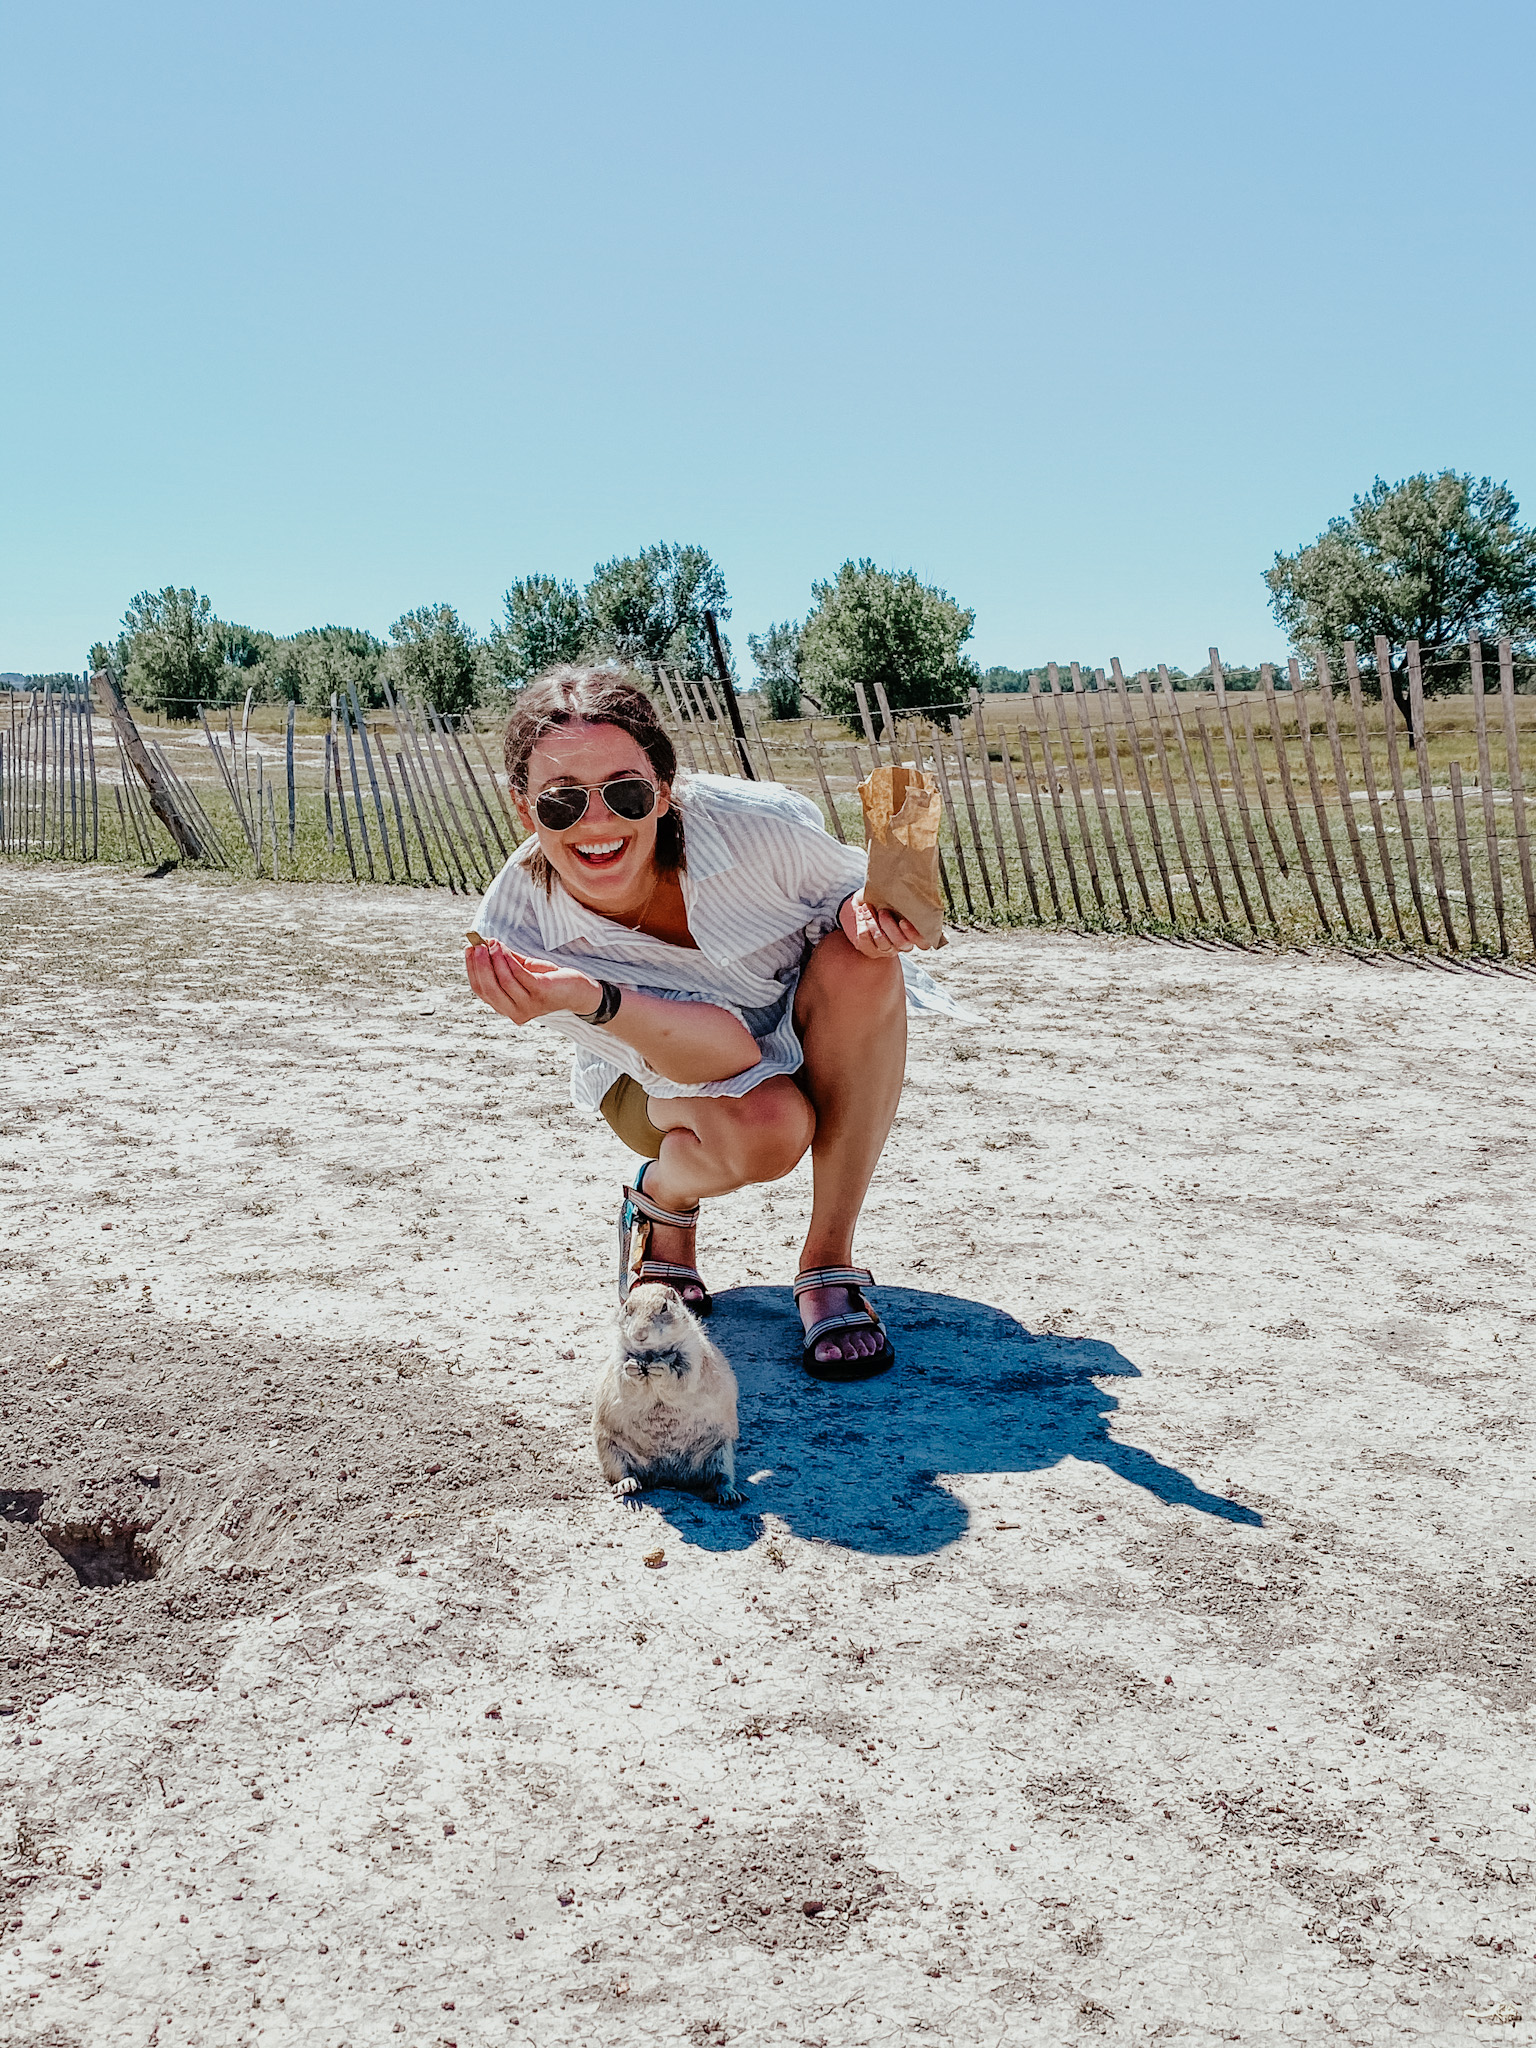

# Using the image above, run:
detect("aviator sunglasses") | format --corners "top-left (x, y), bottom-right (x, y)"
top-left (531, 774), bottom-right (660, 832)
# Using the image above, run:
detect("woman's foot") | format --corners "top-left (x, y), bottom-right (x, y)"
top-left (796, 1279), bottom-right (884, 1366)
top-left (643, 1214), bottom-right (709, 1312)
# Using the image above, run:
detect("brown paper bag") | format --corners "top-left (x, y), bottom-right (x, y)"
top-left (858, 763), bottom-right (947, 949)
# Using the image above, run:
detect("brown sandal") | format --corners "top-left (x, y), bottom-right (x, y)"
top-left (618, 1164), bottom-right (713, 1315)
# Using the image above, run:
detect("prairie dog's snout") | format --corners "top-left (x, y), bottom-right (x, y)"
top-left (618, 1283), bottom-right (698, 1375)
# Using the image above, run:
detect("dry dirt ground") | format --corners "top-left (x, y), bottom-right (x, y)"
top-left (1, 863), bottom-right (1534, 2048)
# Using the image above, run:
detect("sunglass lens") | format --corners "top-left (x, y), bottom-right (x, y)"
top-left (535, 787), bottom-right (589, 830)
top-left (602, 778), bottom-right (657, 821)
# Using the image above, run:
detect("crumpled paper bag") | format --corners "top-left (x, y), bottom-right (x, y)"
top-left (858, 763), bottom-right (947, 949)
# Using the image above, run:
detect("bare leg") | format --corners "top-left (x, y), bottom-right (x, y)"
top-left (638, 1078), bottom-right (813, 1304)
top-left (630, 931), bottom-right (906, 1366)
top-left (792, 931), bottom-right (906, 1363)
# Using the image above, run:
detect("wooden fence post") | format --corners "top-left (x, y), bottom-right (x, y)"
top-left (1094, 671), bottom-right (1152, 916)
top-left (947, 718), bottom-right (996, 910)
top-left (1068, 667), bottom-right (1130, 918)
top-left (1111, 661), bottom-right (1177, 919)
top-left (1406, 642), bottom-right (1458, 948)
top-left (1289, 659), bottom-right (1356, 936)
top-left (1496, 636), bottom-right (1536, 952)
top-left (1313, 650), bottom-right (1381, 940)
top-left (1468, 634), bottom-right (1508, 954)
top-left (1342, 643), bottom-right (1406, 942)
top-left (1011, 700), bottom-right (1061, 917)
top-left (1373, 636), bottom-right (1432, 944)
top-left (92, 670), bottom-right (209, 863)
top-left (1448, 763), bottom-right (1480, 949)
top-left (1259, 665), bottom-right (1331, 933)
top-left (1028, 677), bottom-right (1084, 918)
top-left (1208, 652), bottom-right (1276, 929)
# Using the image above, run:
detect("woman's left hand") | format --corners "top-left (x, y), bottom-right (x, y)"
top-left (840, 889), bottom-right (925, 957)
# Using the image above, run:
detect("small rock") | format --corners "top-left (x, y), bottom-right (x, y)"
top-left (643, 1548), bottom-right (666, 1570)
top-left (45, 1355), bottom-right (67, 1373)
top-left (556, 1889), bottom-right (575, 1907)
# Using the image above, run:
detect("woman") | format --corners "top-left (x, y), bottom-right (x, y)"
top-left (465, 665), bottom-right (937, 1381)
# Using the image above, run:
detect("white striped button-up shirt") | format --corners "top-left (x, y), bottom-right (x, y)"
top-left (474, 772), bottom-right (950, 1111)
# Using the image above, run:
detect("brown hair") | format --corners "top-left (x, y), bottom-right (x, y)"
top-left (504, 665), bottom-right (684, 892)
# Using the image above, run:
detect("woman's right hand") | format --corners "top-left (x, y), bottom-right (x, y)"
top-left (465, 939), bottom-right (603, 1024)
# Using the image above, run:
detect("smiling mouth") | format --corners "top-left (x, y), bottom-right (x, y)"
top-left (572, 839), bottom-right (627, 869)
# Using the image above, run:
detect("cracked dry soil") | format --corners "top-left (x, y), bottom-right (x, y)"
top-left (1, 861), bottom-right (1535, 2047)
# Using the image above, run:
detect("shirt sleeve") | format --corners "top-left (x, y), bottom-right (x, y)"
top-left (756, 785), bottom-right (868, 938)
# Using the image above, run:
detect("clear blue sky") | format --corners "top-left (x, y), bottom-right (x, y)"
top-left (3, 0), bottom-right (1532, 679)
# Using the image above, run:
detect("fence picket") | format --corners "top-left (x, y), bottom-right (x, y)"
top-left (947, 719), bottom-right (996, 910)
top-left (1209, 653), bottom-right (1276, 928)
top-left (1094, 673), bottom-right (1152, 916)
top-left (1342, 643), bottom-right (1405, 942)
top-left (1448, 764), bottom-right (1479, 950)
top-left (1134, 672), bottom-right (1203, 921)
top-left (1289, 659), bottom-right (1355, 936)
top-left (1313, 652), bottom-right (1380, 939)
top-left (1260, 666), bottom-right (1332, 931)
top-left (1468, 635), bottom-right (1507, 954)
top-left (996, 734), bottom-right (1041, 917)
top-left (1027, 679), bottom-right (1084, 918)
top-left (969, 691), bottom-right (1013, 899)
top-left (1371, 636), bottom-right (1432, 943)
top-left (1047, 667), bottom-right (1103, 910)
top-left (1496, 637), bottom-right (1536, 951)
top-left (1109, 662), bottom-right (1176, 919)
top-left (1158, 667), bottom-right (1232, 926)
top-left (928, 735), bottom-right (975, 917)
top-left (1407, 643), bottom-right (1458, 948)
top-left (1068, 668), bottom-right (1129, 917)
top-left (1011, 705), bottom-right (1062, 917)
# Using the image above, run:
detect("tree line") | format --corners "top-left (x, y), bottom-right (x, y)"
top-left (42, 469), bottom-right (1536, 734)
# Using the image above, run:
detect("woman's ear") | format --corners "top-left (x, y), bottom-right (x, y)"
top-left (512, 788), bottom-right (534, 831)
top-left (655, 780), bottom-right (673, 817)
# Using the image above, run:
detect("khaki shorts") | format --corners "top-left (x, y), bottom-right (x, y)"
top-left (599, 1073), bottom-right (666, 1160)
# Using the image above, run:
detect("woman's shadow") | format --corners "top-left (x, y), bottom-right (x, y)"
top-left (644, 1285), bottom-right (1262, 1555)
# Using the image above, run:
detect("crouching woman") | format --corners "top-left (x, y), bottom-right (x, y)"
top-left (465, 665), bottom-right (935, 1381)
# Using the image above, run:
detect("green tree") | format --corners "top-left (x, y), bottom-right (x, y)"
top-left (584, 543), bottom-right (730, 676)
top-left (273, 626), bottom-right (389, 713)
top-left (1265, 472), bottom-right (1536, 732)
top-left (747, 619), bottom-right (809, 719)
top-left (388, 604), bottom-right (481, 716)
top-left (114, 587), bottom-right (224, 720)
top-left (800, 561), bottom-right (979, 731)
top-left (484, 574), bottom-right (589, 693)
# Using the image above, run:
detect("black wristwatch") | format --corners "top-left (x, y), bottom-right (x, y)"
top-left (578, 980), bottom-right (623, 1027)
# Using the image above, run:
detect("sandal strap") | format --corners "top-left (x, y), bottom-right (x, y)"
top-left (635, 1260), bottom-right (708, 1289)
top-left (801, 1305), bottom-right (883, 1348)
top-left (793, 1266), bottom-right (874, 1299)
top-left (623, 1181), bottom-right (700, 1230)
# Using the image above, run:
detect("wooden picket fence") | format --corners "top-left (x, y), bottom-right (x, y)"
top-left (654, 639), bottom-right (1536, 967)
top-left (3, 643), bottom-right (1533, 966)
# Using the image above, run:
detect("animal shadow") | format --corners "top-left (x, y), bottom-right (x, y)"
top-left (644, 1285), bottom-right (1261, 1556)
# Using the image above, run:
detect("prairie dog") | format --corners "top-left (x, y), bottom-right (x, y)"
top-left (593, 1284), bottom-right (744, 1505)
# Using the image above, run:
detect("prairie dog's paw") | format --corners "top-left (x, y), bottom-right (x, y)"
top-left (712, 1483), bottom-right (747, 1507)
top-left (612, 1477), bottom-right (642, 1498)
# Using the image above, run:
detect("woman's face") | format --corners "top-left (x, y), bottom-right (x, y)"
top-left (516, 718), bottom-right (671, 908)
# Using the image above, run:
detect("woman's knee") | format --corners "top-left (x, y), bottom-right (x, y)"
top-left (716, 1082), bottom-right (813, 1182)
top-left (799, 929), bottom-right (905, 1028)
